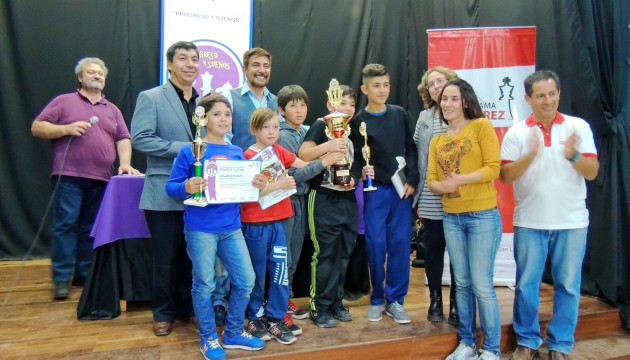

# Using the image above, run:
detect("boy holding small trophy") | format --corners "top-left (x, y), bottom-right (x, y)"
top-left (166, 93), bottom-right (268, 360)
top-left (349, 64), bottom-right (418, 324)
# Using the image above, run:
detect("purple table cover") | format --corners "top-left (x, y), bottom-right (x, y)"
top-left (91, 175), bottom-right (151, 248)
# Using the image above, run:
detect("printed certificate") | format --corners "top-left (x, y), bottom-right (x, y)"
top-left (203, 159), bottom-right (261, 204)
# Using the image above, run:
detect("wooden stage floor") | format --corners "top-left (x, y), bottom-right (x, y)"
top-left (0, 259), bottom-right (624, 360)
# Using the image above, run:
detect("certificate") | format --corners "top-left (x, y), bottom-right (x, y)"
top-left (203, 159), bottom-right (261, 204)
top-left (249, 145), bottom-right (297, 210)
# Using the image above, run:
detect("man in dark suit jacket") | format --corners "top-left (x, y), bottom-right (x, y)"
top-left (131, 41), bottom-right (200, 336)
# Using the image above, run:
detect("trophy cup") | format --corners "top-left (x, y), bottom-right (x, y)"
top-left (323, 79), bottom-right (352, 186)
top-left (359, 122), bottom-right (377, 191)
top-left (184, 106), bottom-right (209, 207)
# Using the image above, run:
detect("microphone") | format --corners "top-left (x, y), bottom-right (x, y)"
top-left (89, 116), bottom-right (99, 125)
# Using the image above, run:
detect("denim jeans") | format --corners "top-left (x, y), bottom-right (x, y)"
top-left (50, 176), bottom-right (106, 283)
top-left (185, 227), bottom-right (255, 339)
top-left (212, 258), bottom-right (230, 307)
top-left (443, 207), bottom-right (502, 356)
top-left (242, 222), bottom-right (289, 322)
top-left (513, 226), bottom-right (588, 354)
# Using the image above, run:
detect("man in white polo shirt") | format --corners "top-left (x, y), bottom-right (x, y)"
top-left (500, 70), bottom-right (599, 360)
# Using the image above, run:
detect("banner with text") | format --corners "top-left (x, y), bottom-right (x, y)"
top-left (428, 26), bottom-right (536, 286)
top-left (161, 0), bottom-right (252, 96)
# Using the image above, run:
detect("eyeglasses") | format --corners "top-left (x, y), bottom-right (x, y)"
top-left (426, 77), bottom-right (448, 91)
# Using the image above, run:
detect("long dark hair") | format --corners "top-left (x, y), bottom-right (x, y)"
top-left (438, 78), bottom-right (484, 124)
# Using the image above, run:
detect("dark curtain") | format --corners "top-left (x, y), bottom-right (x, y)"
top-left (1, 0), bottom-right (628, 325)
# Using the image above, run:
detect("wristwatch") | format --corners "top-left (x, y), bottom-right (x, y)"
top-left (567, 152), bottom-right (581, 162)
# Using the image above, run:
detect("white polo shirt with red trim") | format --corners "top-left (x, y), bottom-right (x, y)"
top-left (500, 112), bottom-right (597, 230)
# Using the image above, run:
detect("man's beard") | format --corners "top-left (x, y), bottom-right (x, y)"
top-left (83, 79), bottom-right (104, 92)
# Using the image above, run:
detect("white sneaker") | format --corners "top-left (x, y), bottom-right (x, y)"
top-left (476, 350), bottom-right (499, 360)
top-left (366, 304), bottom-right (384, 321)
top-left (446, 342), bottom-right (477, 360)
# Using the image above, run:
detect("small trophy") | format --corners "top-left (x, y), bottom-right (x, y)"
top-left (323, 79), bottom-right (352, 186)
top-left (184, 106), bottom-right (209, 207)
top-left (359, 122), bottom-right (377, 191)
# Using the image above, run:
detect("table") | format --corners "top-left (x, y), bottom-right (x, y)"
top-left (77, 175), bottom-right (153, 320)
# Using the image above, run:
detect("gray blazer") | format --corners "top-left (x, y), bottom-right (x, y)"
top-left (131, 82), bottom-right (198, 211)
top-left (412, 106), bottom-right (437, 208)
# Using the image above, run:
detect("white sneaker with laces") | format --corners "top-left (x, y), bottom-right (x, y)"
top-left (446, 342), bottom-right (477, 360)
top-left (476, 349), bottom-right (499, 360)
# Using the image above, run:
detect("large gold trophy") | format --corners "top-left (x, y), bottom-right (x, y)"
top-left (184, 106), bottom-right (209, 207)
top-left (359, 122), bottom-right (377, 191)
top-left (323, 79), bottom-right (352, 186)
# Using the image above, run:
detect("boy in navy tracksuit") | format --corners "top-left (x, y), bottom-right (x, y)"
top-left (349, 64), bottom-right (418, 324)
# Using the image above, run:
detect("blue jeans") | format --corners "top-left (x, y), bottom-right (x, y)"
top-left (513, 226), bottom-right (588, 354)
top-left (212, 258), bottom-right (230, 308)
top-left (51, 176), bottom-right (106, 283)
top-left (185, 227), bottom-right (255, 339)
top-left (242, 222), bottom-right (289, 322)
top-left (443, 207), bottom-right (502, 356)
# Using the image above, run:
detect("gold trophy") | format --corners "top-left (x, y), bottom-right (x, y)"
top-left (359, 122), bottom-right (377, 191)
top-left (184, 106), bottom-right (209, 207)
top-left (323, 79), bottom-right (352, 186)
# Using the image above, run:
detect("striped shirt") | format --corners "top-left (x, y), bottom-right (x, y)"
top-left (418, 114), bottom-right (448, 220)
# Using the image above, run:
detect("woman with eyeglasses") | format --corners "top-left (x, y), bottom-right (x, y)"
top-left (413, 66), bottom-right (459, 325)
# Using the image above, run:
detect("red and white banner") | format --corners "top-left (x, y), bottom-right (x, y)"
top-left (428, 26), bottom-right (536, 286)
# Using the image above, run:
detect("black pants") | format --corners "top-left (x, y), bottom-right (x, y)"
top-left (145, 210), bottom-right (193, 321)
top-left (308, 190), bottom-right (358, 310)
top-left (423, 218), bottom-right (455, 293)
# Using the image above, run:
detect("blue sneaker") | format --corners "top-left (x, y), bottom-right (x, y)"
top-left (222, 329), bottom-right (265, 351)
top-left (200, 335), bottom-right (226, 360)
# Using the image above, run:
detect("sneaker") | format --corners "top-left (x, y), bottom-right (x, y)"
top-left (287, 300), bottom-right (308, 320)
top-left (366, 304), bottom-right (384, 322)
top-left (214, 305), bottom-right (227, 327)
top-left (247, 319), bottom-right (271, 341)
top-left (200, 336), bottom-right (227, 360)
top-left (332, 306), bottom-right (352, 322)
top-left (548, 350), bottom-right (568, 360)
top-left (310, 308), bottom-right (337, 328)
top-left (446, 342), bottom-right (477, 360)
top-left (267, 320), bottom-right (297, 345)
top-left (283, 314), bottom-right (302, 335)
top-left (385, 301), bottom-right (411, 324)
top-left (477, 350), bottom-right (500, 360)
top-left (53, 282), bottom-right (70, 300)
top-left (222, 329), bottom-right (265, 351)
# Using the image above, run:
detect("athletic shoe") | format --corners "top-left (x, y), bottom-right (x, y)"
top-left (246, 319), bottom-right (271, 341)
top-left (476, 350), bottom-right (500, 360)
top-left (287, 300), bottom-right (308, 320)
top-left (222, 329), bottom-right (265, 351)
top-left (310, 308), bottom-right (337, 328)
top-left (267, 320), bottom-right (297, 345)
top-left (366, 304), bottom-right (384, 322)
top-left (332, 306), bottom-right (352, 322)
top-left (200, 335), bottom-right (227, 360)
top-left (283, 314), bottom-right (302, 335)
top-left (385, 301), bottom-right (411, 324)
top-left (446, 342), bottom-right (477, 360)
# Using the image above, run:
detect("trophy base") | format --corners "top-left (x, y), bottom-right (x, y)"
top-left (332, 164), bottom-right (351, 186)
top-left (184, 197), bottom-right (208, 207)
top-left (364, 185), bottom-right (377, 192)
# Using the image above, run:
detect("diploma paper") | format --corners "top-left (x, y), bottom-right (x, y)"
top-left (203, 159), bottom-right (261, 204)
top-left (249, 145), bottom-right (297, 210)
